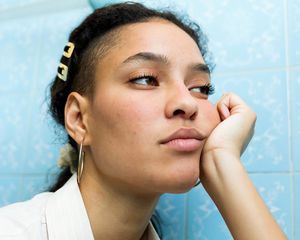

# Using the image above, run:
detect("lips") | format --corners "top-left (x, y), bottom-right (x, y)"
top-left (159, 128), bottom-right (205, 152)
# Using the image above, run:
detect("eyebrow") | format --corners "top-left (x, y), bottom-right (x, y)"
top-left (122, 51), bottom-right (211, 74)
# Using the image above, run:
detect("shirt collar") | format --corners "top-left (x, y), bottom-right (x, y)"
top-left (45, 173), bottom-right (160, 240)
top-left (45, 173), bottom-right (94, 239)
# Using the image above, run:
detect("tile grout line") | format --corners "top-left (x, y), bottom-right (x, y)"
top-left (283, 0), bottom-right (295, 239)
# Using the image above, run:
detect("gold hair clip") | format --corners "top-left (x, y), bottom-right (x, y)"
top-left (57, 63), bottom-right (68, 81)
top-left (57, 42), bottom-right (75, 81)
top-left (63, 42), bottom-right (75, 58)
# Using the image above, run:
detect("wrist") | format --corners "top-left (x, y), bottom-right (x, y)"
top-left (201, 149), bottom-right (241, 173)
top-left (200, 150), bottom-right (246, 194)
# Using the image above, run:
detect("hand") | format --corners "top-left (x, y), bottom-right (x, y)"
top-left (198, 93), bottom-right (287, 240)
top-left (202, 92), bottom-right (256, 160)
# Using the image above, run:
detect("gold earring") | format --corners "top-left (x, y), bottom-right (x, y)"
top-left (77, 137), bottom-right (85, 184)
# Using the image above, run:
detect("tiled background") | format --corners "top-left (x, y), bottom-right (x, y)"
top-left (0, 0), bottom-right (299, 239)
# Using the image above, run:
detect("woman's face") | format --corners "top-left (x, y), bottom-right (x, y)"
top-left (87, 19), bottom-right (220, 194)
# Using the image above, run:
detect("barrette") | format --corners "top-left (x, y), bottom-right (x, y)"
top-left (57, 42), bottom-right (75, 81)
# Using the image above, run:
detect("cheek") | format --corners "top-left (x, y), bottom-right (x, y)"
top-left (92, 92), bottom-right (161, 143)
top-left (113, 94), bottom-right (161, 129)
top-left (198, 101), bottom-right (221, 133)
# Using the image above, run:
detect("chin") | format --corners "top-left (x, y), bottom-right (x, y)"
top-left (165, 169), bottom-right (200, 194)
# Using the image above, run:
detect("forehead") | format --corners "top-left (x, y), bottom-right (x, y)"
top-left (101, 19), bottom-right (204, 65)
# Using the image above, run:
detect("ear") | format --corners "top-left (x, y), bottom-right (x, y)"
top-left (64, 92), bottom-right (91, 145)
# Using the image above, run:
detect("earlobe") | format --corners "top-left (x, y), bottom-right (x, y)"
top-left (64, 92), bottom-right (89, 144)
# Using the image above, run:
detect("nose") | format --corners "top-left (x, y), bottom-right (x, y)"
top-left (165, 83), bottom-right (198, 120)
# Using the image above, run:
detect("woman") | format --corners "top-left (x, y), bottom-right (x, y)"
top-left (0, 2), bottom-right (286, 239)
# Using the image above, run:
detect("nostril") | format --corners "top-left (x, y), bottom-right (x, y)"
top-left (173, 109), bottom-right (185, 116)
top-left (190, 112), bottom-right (197, 120)
top-left (172, 109), bottom-right (197, 120)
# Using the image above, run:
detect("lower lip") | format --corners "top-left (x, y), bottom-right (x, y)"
top-left (162, 139), bottom-right (203, 152)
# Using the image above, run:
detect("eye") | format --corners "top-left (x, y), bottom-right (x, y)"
top-left (190, 83), bottom-right (215, 96)
top-left (129, 74), bottom-right (159, 86)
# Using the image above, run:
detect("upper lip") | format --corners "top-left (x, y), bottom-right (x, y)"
top-left (159, 128), bottom-right (205, 144)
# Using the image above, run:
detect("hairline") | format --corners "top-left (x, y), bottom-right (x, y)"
top-left (74, 17), bottom-right (203, 100)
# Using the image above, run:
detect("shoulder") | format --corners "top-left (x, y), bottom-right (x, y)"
top-left (0, 192), bottom-right (52, 239)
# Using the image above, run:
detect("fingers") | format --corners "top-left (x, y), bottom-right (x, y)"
top-left (216, 92), bottom-right (254, 120)
top-left (218, 102), bottom-right (230, 121)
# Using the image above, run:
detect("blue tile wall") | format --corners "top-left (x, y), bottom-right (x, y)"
top-left (0, 93), bottom-right (29, 174)
top-left (0, 175), bottom-right (23, 206)
top-left (186, 0), bottom-right (286, 73)
top-left (288, 0), bottom-right (300, 65)
top-left (250, 174), bottom-right (292, 238)
top-left (20, 174), bottom-right (52, 201)
top-left (1, 0), bottom-right (299, 239)
top-left (0, 0), bottom-right (44, 11)
top-left (296, 175), bottom-right (300, 240)
top-left (156, 193), bottom-right (186, 240)
top-left (291, 69), bottom-right (300, 171)
top-left (188, 186), bottom-right (232, 240)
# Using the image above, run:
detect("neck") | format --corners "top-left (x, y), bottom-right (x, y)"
top-left (79, 164), bottom-right (160, 240)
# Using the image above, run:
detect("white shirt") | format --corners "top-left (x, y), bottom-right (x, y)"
top-left (0, 174), bottom-right (160, 240)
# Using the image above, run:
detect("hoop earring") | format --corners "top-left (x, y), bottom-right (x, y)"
top-left (77, 138), bottom-right (85, 184)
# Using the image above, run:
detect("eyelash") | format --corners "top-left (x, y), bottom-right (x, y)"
top-left (190, 83), bottom-right (215, 96)
top-left (129, 73), bottom-right (159, 86)
top-left (129, 74), bottom-right (215, 96)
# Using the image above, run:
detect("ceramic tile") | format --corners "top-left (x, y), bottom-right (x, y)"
top-left (291, 69), bottom-right (300, 171)
top-left (155, 193), bottom-right (186, 240)
top-left (0, 16), bottom-right (42, 93)
top-left (22, 99), bottom-right (61, 173)
top-left (250, 174), bottom-right (292, 238)
top-left (20, 175), bottom-right (50, 201)
top-left (0, 93), bottom-right (32, 174)
top-left (0, 0), bottom-right (43, 11)
top-left (186, 0), bottom-right (286, 72)
top-left (187, 186), bottom-right (232, 240)
top-left (0, 175), bottom-right (23, 207)
top-left (288, 0), bottom-right (300, 65)
top-left (295, 174), bottom-right (300, 240)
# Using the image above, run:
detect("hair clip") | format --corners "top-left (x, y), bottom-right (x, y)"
top-left (57, 63), bottom-right (68, 81)
top-left (63, 42), bottom-right (75, 58)
top-left (57, 42), bottom-right (75, 81)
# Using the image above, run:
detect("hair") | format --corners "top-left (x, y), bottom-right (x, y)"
top-left (47, 1), bottom-right (213, 238)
